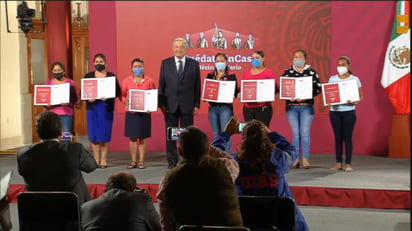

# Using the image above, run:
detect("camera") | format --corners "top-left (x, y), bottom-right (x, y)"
top-left (18, 19), bottom-right (33, 34)
top-left (167, 127), bottom-right (185, 141)
top-left (60, 132), bottom-right (73, 143)
top-left (17, 1), bottom-right (35, 19)
top-left (16, 1), bottom-right (35, 35)
top-left (238, 122), bottom-right (247, 132)
top-left (134, 187), bottom-right (148, 194)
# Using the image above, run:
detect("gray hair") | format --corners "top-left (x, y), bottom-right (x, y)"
top-left (173, 37), bottom-right (188, 48)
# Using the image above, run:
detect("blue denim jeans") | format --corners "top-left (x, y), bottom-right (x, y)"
top-left (60, 115), bottom-right (73, 134)
top-left (286, 105), bottom-right (314, 158)
top-left (208, 104), bottom-right (233, 153)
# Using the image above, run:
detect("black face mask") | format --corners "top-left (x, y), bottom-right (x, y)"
top-left (53, 72), bottom-right (64, 80)
top-left (95, 64), bottom-right (106, 72)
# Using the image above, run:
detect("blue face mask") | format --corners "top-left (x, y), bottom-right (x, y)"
top-left (215, 62), bottom-right (227, 71)
top-left (293, 59), bottom-right (305, 67)
top-left (251, 59), bottom-right (261, 68)
top-left (133, 67), bottom-right (144, 76)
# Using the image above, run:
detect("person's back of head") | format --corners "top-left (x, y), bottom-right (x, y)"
top-left (82, 171), bottom-right (161, 231)
top-left (36, 111), bottom-right (62, 140)
top-left (105, 171), bottom-right (136, 192)
top-left (168, 127), bottom-right (243, 229)
top-left (178, 126), bottom-right (209, 161)
top-left (239, 120), bottom-right (275, 169)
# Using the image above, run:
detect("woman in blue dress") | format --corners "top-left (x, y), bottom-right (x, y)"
top-left (84, 53), bottom-right (121, 168)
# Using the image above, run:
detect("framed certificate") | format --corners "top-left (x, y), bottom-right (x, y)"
top-left (279, 76), bottom-right (312, 100)
top-left (322, 79), bottom-right (360, 106)
top-left (128, 89), bottom-right (158, 112)
top-left (240, 79), bottom-right (275, 102)
top-left (81, 76), bottom-right (116, 100)
top-left (202, 79), bottom-right (236, 103)
top-left (34, 83), bottom-right (70, 105)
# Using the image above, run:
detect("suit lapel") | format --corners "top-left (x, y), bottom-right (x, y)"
top-left (168, 58), bottom-right (179, 78)
top-left (169, 56), bottom-right (189, 81)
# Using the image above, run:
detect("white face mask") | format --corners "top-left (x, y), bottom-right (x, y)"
top-left (337, 66), bottom-right (348, 75)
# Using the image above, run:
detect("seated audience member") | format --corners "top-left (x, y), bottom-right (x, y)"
top-left (81, 171), bottom-right (161, 231)
top-left (211, 116), bottom-right (310, 231)
top-left (17, 111), bottom-right (98, 204)
top-left (157, 126), bottom-right (243, 231)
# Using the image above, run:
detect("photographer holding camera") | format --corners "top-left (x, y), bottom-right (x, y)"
top-left (157, 126), bottom-right (243, 231)
top-left (81, 171), bottom-right (161, 231)
top-left (211, 116), bottom-right (310, 231)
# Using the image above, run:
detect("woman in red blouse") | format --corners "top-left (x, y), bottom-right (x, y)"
top-left (240, 50), bottom-right (278, 127)
top-left (121, 58), bottom-right (157, 169)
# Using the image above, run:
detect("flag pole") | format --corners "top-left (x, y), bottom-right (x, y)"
top-left (381, 1), bottom-right (410, 158)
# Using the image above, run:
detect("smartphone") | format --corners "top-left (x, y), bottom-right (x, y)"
top-left (238, 122), bottom-right (247, 132)
top-left (60, 132), bottom-right (73, 143)
top-left (167, 127), bottom-right (185, 141)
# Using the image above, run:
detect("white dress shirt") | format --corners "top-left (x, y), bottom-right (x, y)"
top-left (174, 56), bottom-right (186, 72)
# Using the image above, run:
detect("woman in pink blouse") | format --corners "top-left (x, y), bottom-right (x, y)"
top-left (45, 61), bottom-right (79, 136)
top-left (240, 50), bottom-right (278, 127)
top-left (121, 58), bottom-right (157, 169)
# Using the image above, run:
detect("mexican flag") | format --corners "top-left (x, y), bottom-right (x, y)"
top-left (381, 1), bottom-right (410, 115)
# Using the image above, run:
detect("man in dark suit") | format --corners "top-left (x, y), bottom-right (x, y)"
top-left (158, 37), bottom-right (201, 169)
top-left (81, 171), bottom-right (161, 231)
top-left (17, 111), bottom-right (98, 204)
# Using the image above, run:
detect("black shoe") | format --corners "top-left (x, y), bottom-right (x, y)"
top-left (168, 163), bottom-right (177, 169)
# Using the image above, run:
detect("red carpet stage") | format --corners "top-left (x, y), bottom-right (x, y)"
top-left (7, 185), bottom-right (410, 210)
top-left (2, 152), bottom-right (409, 209)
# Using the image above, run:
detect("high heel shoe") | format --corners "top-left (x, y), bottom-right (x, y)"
top-left (345, 164), bottom-right (353, 172)
top-left (138, 162), bottom-right (145, 169)
top-left (329, 163), bottom-right (343, 171)
top-left (302, 158), bottom-right (311, 169)
top-left (292, 160), bottom-right (300, 169)
top-left (127, 161), bottom-right (137, 169)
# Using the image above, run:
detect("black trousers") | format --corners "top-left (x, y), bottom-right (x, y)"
top-left (329, 110), bottom-right (357, 164)
top-left (164, 107), bottom-right (194, 165)
top-left (242, 105), bottom-right (273, 127)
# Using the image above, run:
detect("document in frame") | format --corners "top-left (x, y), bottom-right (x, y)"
top-left (50, 83), bottom-right (70, 105)
top-left (81, 76), bottom-right (116, 100)
top-left (279, 76), bottom-right (312, 100)
top-left (34, 83), bottom-right (70, 105)
top-left (241, 79), bottom-right (275, 102)
top-left (322, 79), bottom-right (359, 106)
top-left (129, 89), bottom-right (158, 112)
top-left (34, 85), bottom-right (51, 105)
top-left (202, 79), bottom-right (236, 103)
top-left (81, 78), bottom-right (98, 99)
